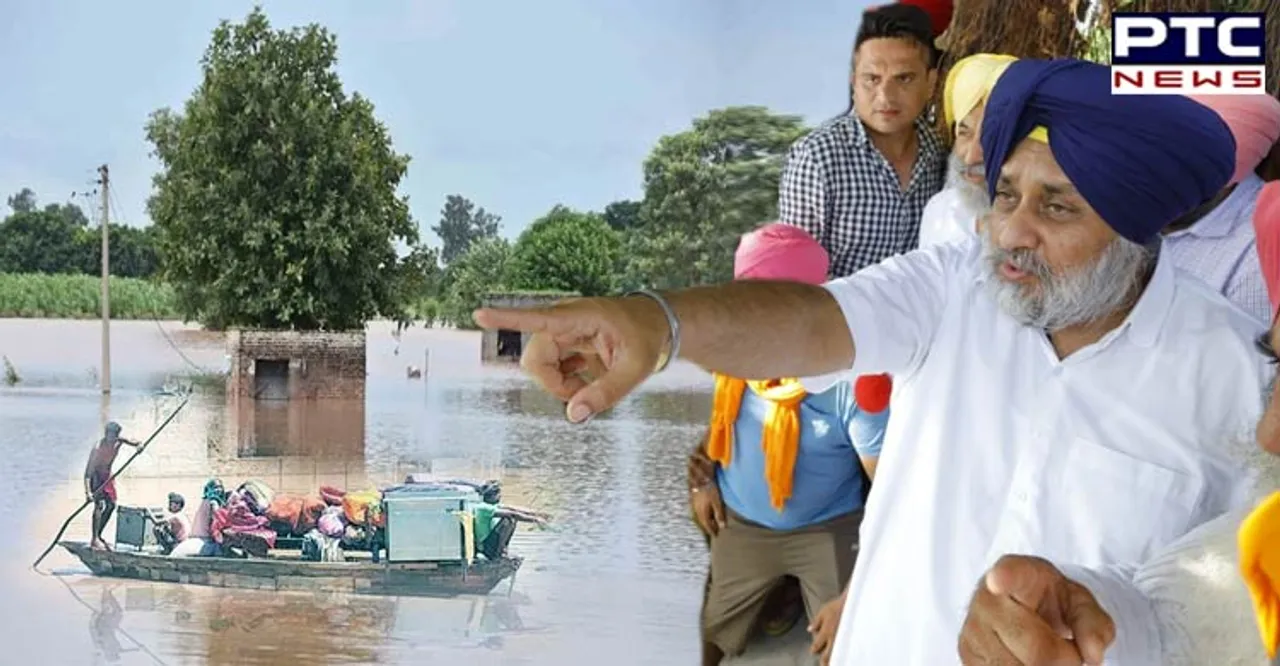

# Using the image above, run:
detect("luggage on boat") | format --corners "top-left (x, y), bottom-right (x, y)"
top-left (301, 529), bottom-right (344, 562)
top-left (343, 489), bottom-right (385, 528)
top-left (382, 486), bottom-right (481, 562)
top-left (317, 505), bottom-right (346, 538)
top-left (237, 480), bottom-right (275, 515)
top-left (265, 494), bottom-right (327, 536)
top-left (319, 485), bottom-right (345, 507)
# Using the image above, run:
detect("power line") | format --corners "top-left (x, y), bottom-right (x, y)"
top-left (106, 187), bottom-right (216, 377)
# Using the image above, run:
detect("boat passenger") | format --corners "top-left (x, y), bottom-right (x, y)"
top-left (153, 492), bottom-right (190, 554)
top-left (170, 479), bottom-right (225, 558)
top-left (83, 421), bottom-right (140, 551)
top-left (474, 502), bottom-right (547, 561)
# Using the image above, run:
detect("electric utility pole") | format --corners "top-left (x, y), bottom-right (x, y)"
top-left (98, 164), bottom-right (111, 395)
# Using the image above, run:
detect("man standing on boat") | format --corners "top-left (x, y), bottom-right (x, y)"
top-left (83, 421), bottom-right (140, 551)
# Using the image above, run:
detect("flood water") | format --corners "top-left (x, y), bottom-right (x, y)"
top-left (0, 318), bottom-right (735, 665)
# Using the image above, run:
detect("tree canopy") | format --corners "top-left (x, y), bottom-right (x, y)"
top-left (623, 106), bottom-right (808, 289)
top-left (509, 205), bottom-right (620, 297)
top-left (145, 6), bottom-right (429, 330)
top-left (432, 194), bottom-right (502, 265)
top-left (439, 237), bottom-right (514, 329)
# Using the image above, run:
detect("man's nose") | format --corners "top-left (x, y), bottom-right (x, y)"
top-left (996, 206), bottom-right (1037, 250)
top-left (961, 139), bottom-right (984, 169)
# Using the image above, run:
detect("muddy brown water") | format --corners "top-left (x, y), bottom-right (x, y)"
top-left (1, 318), bottom-right (763, 665)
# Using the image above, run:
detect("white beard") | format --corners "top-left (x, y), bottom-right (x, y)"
top-left (946, 154), bottom-right (989, 229)
top-left (1137, 429), bottom-right (1277, 665)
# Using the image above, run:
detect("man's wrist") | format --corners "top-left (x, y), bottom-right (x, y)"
top-left (624, 289), bottom-right (680, 372)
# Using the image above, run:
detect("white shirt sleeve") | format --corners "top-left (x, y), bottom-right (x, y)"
top-left (1054, 563), bottom-right (1162, 666)
top-left (1131, 503), bottom-right (1266, 665)
top-left (802, 241), bottom-right (970, 393)
top-left (1055, 489), bottom-right (1262, 665)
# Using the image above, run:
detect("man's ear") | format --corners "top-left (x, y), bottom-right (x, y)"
top-left (926, 67), bottom-right (938, 93)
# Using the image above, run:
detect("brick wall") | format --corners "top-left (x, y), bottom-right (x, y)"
top-left (226, 329), bottom-right (367, 400)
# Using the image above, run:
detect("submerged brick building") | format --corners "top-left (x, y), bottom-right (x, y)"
top-left (226, 330), bottom-right (366, 400)
top-left (479, 292), bottom-right (572, 363)
top-left (224, 330), bottom-right (367, 458)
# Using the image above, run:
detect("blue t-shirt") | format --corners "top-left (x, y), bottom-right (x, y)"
top-left (717, 381), bottom-right (888, 530)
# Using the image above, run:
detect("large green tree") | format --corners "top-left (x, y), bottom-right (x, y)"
top-left (509, 205), bottom-right (620, 297)
top-left (145, 7), bottom-right (429, 330)
top-left (432, 194), bottom-right (501, 265)
top-left (625, 106), bottom-right (808, 289)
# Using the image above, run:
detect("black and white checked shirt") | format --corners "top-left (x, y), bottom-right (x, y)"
top-left (778, 114), bottom-right (947, 277)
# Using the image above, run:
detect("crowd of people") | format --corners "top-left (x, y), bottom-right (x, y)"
top-left (471, 2), bottom-right (1280, 665)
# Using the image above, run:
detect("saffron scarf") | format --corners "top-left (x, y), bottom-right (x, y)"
top-left (707, 374), bottom-right (807, 512)
top-left (1240, 491), bottom-right (1280, 658)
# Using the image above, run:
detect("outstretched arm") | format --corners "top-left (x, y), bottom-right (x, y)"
top-left (473, 244), bottom-right (957, 419)
top-left (495, 506), bottom-right (548, 525)
top-left (83, 453), bottom-right (95, 497)
top-left (656, 281), bottom-right (853, 381)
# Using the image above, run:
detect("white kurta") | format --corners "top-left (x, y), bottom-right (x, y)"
top-left (806, 239), bottom-right (1269, 665)
top-left (917, 187), bottom-right (977, 249)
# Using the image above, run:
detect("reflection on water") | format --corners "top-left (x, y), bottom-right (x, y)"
top-left (230, 397), bottom-right (365, 459)
top-left (1, 319), bottom-right (726, 665)
top-left (61, 575), bottom-right (540, 665)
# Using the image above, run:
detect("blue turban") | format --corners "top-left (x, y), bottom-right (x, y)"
top-left (980, 58), bottom-right (1236, 244)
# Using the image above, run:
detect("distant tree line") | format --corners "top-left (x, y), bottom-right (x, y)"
top-left (0, 188), bottom-right (159, 279)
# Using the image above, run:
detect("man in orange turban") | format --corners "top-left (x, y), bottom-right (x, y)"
top-left (688, 223), bottom-right (885, 666)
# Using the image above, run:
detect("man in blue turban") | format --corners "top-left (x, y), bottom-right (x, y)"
top-left (952, 58), bottom-right (1255, 665)
top-left (973, 57), bottom-right (1236, 334)
top-left (468, 58), bottom-right (1269, 665)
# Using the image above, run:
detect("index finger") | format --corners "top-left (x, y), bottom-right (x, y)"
top-left (473, 307), bottom-right (557, 334)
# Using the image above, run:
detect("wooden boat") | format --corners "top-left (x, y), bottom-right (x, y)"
top-left (59, 541), bottom-right (522, 597)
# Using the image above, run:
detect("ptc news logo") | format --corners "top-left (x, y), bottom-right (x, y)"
top-left (1111, 12), bottom-right (1267, 94)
